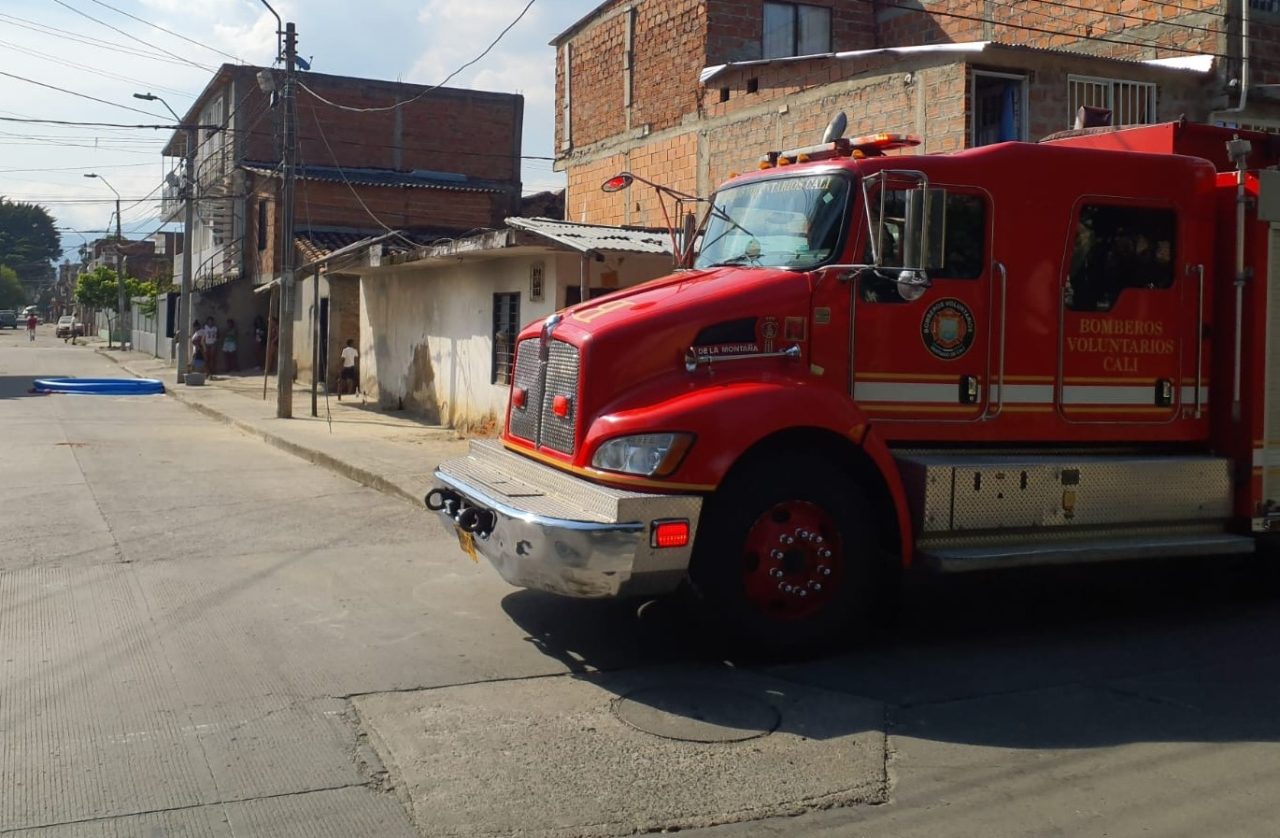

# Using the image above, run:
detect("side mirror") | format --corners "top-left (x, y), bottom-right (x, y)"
top-left (901, 187), bottom-right (946, 272)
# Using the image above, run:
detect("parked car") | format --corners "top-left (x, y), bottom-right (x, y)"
top-left (55, 315), bottom-right (84, 338)
top-left (21, 306), bottom-right (40, 324)
top-left (0, 310), bottom-right (15, 329)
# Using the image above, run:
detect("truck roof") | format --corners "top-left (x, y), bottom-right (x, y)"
top-left (1041, 120), bottom-right (1280, 172)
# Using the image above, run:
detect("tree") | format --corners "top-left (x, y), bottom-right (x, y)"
top-left (0, 265), bottom-right (25, 309)
top-left (74, 266), bottom-right (155, 348)
top-left (0, 200), bottom-right (60, 288)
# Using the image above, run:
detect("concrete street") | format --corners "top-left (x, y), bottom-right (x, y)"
top-left (4, 326), bottom-right (1280, 837)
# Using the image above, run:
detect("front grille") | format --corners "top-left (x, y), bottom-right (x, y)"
top-left (507, 339), bottom-right (542, 443)
top-left (506, 337), bottom-right (580, 455)
top-left (540, 341), bottom-right (580, 455)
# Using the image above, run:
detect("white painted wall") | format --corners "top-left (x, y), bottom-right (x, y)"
top-left (359, 249), bottom-right (672, 430)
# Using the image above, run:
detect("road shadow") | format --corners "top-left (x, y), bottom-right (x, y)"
top-left (500, 556), bottom-right (1280, 748)
top-left (0, 374), bottom-right (74, 400)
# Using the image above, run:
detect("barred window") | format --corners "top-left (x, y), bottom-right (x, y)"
top-left (492, 292), bottom-right (520, 385)
top-left (1067, 75), bottom-right (1157, 127)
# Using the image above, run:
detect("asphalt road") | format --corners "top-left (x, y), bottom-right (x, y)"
top-left (4, 326), bottom-right (1280, 837)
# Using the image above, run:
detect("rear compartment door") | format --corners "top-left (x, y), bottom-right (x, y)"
top-left (1057, 200), bottom-right (1187, 423)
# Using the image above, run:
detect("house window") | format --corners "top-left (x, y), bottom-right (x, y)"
top-left (1067, 75), bottom-right (1157, 128)
top-left (492, 292), bottom-right (520, 385)
top-left (1066, 204), bottom-right (1176, 312)
top-left (257, 199), bottom-right (268, 251)
top-left (972, 71), bottom-right (1026, 146)
top-left (763, 2), bottom-right (831, 59)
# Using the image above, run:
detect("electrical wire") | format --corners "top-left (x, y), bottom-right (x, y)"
top-left (299, 0), bottom-right (538, 113)
top-left (306, 101), bottom-right (417, 247)
top-left (84, 0), bottom-right (245, 64)
top-left (0, 12), bottom-right (208, 69)
top-left (0, 70), bottom-right (168, 119)
top-left (0, 39), bottom-right (195, 99)
top-left (49, 0), bottom-right (216, 72)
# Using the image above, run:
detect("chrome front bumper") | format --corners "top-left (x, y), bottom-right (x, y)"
top-left (430, 439), bottom-right (702, 598)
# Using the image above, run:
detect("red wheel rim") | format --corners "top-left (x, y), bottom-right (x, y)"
top-left (741, 500), bottom-right (841, 620)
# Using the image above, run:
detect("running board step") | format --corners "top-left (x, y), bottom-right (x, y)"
top-left (921, 532), bottom-right (1256, 573)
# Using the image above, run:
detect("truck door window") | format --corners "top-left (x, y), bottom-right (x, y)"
top-left (1066, 205), bottom-right (1175, 312)
top-left (862, 192), bottom-right (986, 301)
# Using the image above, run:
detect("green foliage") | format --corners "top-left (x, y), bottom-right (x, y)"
top-left (0, 199), bottom-right (60, 286)
top-left (74, 265), bottom-right (154, 311)
top-left (0, 265), bottom-right (25, 309)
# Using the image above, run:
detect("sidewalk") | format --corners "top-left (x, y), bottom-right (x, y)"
top-left (91, 342), bottom-right (469, 507)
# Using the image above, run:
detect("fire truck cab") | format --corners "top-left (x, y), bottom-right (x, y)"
top-left (430, 120), bottom-right (1280, 653)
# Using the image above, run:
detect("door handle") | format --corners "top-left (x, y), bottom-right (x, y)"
top-left (959, 375), bottom-right (981, 405)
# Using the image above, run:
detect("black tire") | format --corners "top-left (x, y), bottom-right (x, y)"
top-left (688, 452), bottom-right (896, 659)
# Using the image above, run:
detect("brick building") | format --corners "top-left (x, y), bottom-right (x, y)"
top-left (554, 1), bottom-right (1274, 228)
top-left (159, 64), bottom-right (524, 383)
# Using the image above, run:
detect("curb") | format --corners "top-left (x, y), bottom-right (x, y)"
top-left (95, 349), bottom-right (425, 508)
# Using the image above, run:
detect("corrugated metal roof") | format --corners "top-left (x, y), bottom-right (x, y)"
top-left (295, 227), bottom-right (464, 264)
top-left (243, 163), bottom-right (511, 194)
top-left (506, 217), bottom-right (671, 256)
top-left (700, 40), bottom-right (1215, 85)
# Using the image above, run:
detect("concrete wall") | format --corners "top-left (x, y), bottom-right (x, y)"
top-left (129, 292), bottom-right (177, 360)
top-left (358, 249), bottom-right (672, 431)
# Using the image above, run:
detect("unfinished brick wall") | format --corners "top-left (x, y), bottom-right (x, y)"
top-left (705, 0), bottom-right (876, 63)
top-left (227, 67), bottom-right (524, 185)
top-left (874, 0), bottom-right (1222, 57)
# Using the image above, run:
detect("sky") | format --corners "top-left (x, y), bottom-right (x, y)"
top-left (0, 0), bottom-right (600, 261)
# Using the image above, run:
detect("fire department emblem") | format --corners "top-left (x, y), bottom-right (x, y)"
top-left (921, 298), bottom-right (975, 360)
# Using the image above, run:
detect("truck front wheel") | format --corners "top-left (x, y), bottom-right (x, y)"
top-left (689, 454), bottom-right (891, 657)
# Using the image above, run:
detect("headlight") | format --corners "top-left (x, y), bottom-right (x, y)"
top-left (591, 433), bottom-right (694, 477)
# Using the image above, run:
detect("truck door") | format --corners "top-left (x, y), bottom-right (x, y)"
top-left (1057, 201), bottom-right (1183, 423)
top-left (851, 187), bottom-right (993, 422)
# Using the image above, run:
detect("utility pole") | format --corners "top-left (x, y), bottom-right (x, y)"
top-left (275, 20), bottom-right (298, 418)
top-left (179, 131), bottom-right (195, 381)
top-left (115, 195), bottom-right (124, 349)
top-left (134, 93), bottom-right (195, 385)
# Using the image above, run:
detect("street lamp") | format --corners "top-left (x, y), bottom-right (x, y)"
top-left (136, 91), bottom-right (194, 382)
top-left (84, 173), bottom-right (125, 349)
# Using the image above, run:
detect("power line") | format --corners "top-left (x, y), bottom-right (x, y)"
top-left (49, 0), bottom-right (216, 72)
top-left (0, 161), bottom-right (160, 174)
top-left (864, 0), bottom-right (1247, 64)
top-left (0, 38), bottom-right (194, 99)
top-left (299, 0), bottom-right (538, 113)
top-left (0, 12), bottom-right (207, 69)
top-left (0, 70), bottom-right (168, 119)
top-left (84, 0), bottom-right (245, 64)
top-left (0, 117), bottom-right (192, 129)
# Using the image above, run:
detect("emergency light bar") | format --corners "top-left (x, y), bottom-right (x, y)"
top-left (759, 132), bottom-right (921, 169)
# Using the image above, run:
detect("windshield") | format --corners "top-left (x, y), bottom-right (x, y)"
top-left (694, 172), bottom-right (851, 270)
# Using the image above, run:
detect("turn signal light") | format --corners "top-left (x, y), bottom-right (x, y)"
top-left (552, 394), bottom-right (572, 418)
top-left (512, 386), bottom-right (527, 410)
top-left (651, 520), bottom-right (690, 549)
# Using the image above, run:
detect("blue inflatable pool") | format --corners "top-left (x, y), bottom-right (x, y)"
top-left (33, 377), bottom-right (165, 395)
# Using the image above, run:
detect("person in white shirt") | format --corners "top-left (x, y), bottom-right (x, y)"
top-left (202, 317), bottom-right (219, 376)
top-left (339, 339), bottom-right (358, 399)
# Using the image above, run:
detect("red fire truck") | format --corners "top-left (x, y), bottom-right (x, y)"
top-left (429, 118), bottom-right (1280, 653)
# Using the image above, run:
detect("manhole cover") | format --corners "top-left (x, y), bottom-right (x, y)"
top-left (611, 682), bottom-right (780, 743)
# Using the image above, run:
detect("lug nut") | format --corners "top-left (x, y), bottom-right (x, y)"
top-left (780, 534), bottom-right (794, 545)
top-left (796, 528), bottom-right (810, 540)
top-left (818, 565), bottom-right (831, 576)
top-left (819, 548), bottom-right (832, 559)
top-left (813, 535), bottom-right (824, 545)
top-left (810, 581), bottom-right (822, 592)
top-left (798, 589), bottom-right (807, 597)
top-left (769, 568), bottom-right (783, 578)
top-left (770, 549), bottom-right (784, 561)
